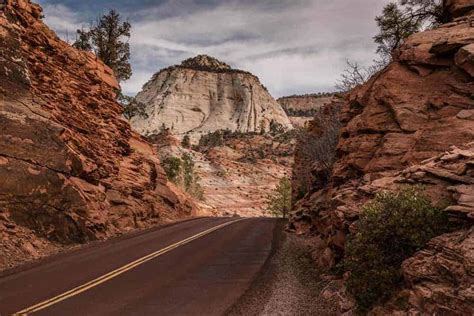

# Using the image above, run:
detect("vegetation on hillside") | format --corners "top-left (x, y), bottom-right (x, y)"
top-left (181, 135), bottom-right (191, 149)
top-left (118, 93), bottom-right (148, 120)
top-left (266, 177), bottom-right (292, 219)
top-left (342, 187), bottom-right (451, 312)
top-left (162, 153), bottom-right (204, 200)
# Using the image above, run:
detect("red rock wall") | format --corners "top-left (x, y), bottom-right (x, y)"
top-left (0, 0), bottom-right (195, 269)
top-left (290, 2), bottom-right (473, 313)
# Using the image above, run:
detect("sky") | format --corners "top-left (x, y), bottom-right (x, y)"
top-left (36, 0), bottom-right (391, 97)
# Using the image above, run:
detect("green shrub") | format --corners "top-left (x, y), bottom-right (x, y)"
top-left (162, 157), bottom-right (182, 183)
top-left (182, 153), bottom-right (204, 200)
top-left (343, 187), bottom-right (450, 312)
top-left (181, 135), bottom-right (191, 148)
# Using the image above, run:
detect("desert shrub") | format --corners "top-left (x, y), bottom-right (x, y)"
top-left (343, 187), bottom-right (450, 312)
top-left (266, 177), bottom-right (292, 219)
top-left (182, 153), bottom-right (204, 200)
top-left (118, 93), bottom-right (148, 120)
top-left (198, 130), bottom-right (225, 149)
top-left (162, 154), bottom-right (204, 200)
top-left (216, 169), bottom-right (227, 178)
top-left (269, 120), bottom-right (285, 135)
top-left (162, 156), bottom-right (182, 183)
top-left (181, 134), bottom-right (191, 148)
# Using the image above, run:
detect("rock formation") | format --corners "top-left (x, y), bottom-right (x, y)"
top-left (130, 55), bottom-right (292, 139)
top-left (290, 1), bottom-right (474, 313)
top-left (151, 131), bottom-right (294, 217)
top-left (0, 0), bottom-right (195, 270)
top-left (278, 93), bottom-right (341, 127)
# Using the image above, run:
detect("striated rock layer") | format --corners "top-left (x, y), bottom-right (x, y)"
top-left (0, 0), bottom-right (195, 270)
top-left (290, 2), bottom-right (474, 314)
top-left (152, 131), bottom-right (294, 217)
top-left (277, 93), bottom-right (340, 127)
top-left (131, 55), bottom-right (292, 139)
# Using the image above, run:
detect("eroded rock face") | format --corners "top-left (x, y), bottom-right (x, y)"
top-left (400, 227), bottom-right (474, 314)
top-left (0, 0), bottom-right (195, 270)
top-left (277, 93), bottom-right (340, 127)
top-left (151, 131), bottom-right (294, 217)
top-left (289, 4), bottom-right (474, 314)
top-left (131, 55), bottom-right (292, 139)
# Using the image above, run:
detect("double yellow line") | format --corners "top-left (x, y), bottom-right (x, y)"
top-left (14, 218), bottom-right (245, 315)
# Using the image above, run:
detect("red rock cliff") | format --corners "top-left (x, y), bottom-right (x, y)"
top-left (0, 0), bottom-right (195, 269)
top-left (290, 1), bottom-right (473, 313)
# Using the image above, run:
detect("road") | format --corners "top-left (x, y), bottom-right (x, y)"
top-left (0, 217), bottom-right (277, 315)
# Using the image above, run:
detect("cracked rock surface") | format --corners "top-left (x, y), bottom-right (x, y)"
top-left (0, 0), bottom-right (196, 270)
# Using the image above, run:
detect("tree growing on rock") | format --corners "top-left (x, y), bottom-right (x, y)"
top-left (335, 60), bottom-right (384, 92)
top-left (117, 93), bottom-right (148, 120)
top-left (73, 10), bottom-right (132, 82)
top-left (374, 0), bottom-right (445, 60)
top-left (266, 177), bottom-right (292, 219)
top-left (336, 0), bottom-right (445, 92)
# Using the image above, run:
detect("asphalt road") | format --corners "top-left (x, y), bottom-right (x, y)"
top-left (0, 217), bottom-right (277, 315)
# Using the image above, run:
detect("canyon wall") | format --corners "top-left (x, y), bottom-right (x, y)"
top-left (290, 2), bottom-right (474, 313)
top-left (131, 55), bottom-right (293, 140)
top-left (0, 0), bottom-right (195, 270)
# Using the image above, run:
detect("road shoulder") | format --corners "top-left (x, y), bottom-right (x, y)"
top-left (226, 221), bottom-right (339, 315)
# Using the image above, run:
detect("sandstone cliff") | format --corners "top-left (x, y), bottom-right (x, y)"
top-left (290, 2), bottom-right (474, 314)
top-left (152, 131), bottom-right (295, 217)
top-left (130, 55), bottom-right (292, 139)
top-left (277, 93), bottom-right (341, 127)
top-left (0, 0), bottom-right (195, 270)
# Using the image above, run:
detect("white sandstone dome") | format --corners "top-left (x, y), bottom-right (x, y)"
top-left (131, 55), bottom-right (293, 139)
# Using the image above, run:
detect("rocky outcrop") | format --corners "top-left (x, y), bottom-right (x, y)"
top-left (152, 131), bottom-right (295, 217)
top-left (277, 93), bottom-right (340, 127)
top-left (277, 93), bottom-right (339, 112)
top-left (399, 227), bottom-right (473, 314)
top-left (130, 55), bottom-right (292, 139)
top-left (0, 0), bottom-right (195, 270)
top-left (290, 1), bottom-right (474, 313)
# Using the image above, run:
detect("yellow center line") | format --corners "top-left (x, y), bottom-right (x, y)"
top-left (14, 218), bottom-right (246, 315)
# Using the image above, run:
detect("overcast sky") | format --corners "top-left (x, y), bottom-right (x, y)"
top-left (37, 0), bottom-right (390, 97)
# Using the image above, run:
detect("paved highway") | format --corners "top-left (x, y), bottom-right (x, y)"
top-left (0, 217), bottom-right (277, 315)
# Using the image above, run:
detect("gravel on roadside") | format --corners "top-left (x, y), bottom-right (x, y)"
top-left (226, 220), bottom-right (339, 316)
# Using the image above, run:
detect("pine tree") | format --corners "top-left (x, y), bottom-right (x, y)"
top-left (374, 0), bottom-right (445, 59)
top-left (73, 10), bottom-right (132, 82)
top-left (266, 177), bottom-right (292, 219)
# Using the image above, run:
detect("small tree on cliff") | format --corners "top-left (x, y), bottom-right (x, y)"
top-left (266, 177), bottom-right (292, 219)
top-left (374, 0), bottom-right (445, 60)
top-left (73, 10), bottom-right (132, 82)
top-left (336, 0), bottom-right (445, 92)
top-left (117, 93), bottom-right (148, 120)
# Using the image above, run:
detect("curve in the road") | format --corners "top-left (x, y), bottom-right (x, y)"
top-left (13, 219), bottom-right (245, 315)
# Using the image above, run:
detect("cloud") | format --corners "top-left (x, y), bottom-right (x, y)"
top-left (39, 0), bottom-right (391, 97)
top-left (40, 3), bottom-right (84, 41)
